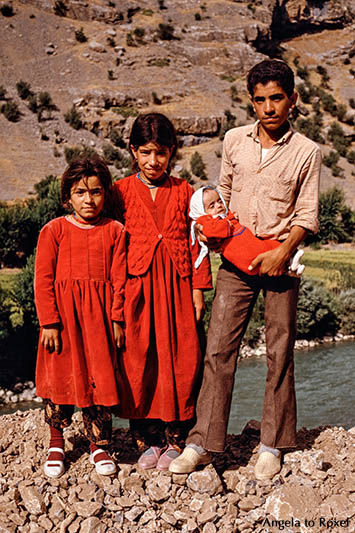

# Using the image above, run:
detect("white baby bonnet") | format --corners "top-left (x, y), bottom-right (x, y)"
top-left (189, 186), bottom-right (228, 269)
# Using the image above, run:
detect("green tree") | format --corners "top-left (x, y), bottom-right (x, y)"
top-left (190, 151), bottom-right (207, 180)
top-left (306, 186), bottom-right (353, 245)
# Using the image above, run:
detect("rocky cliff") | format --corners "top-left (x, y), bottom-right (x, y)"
top-left (0, 0), bottom-right (354, 205)
top-left (0, 409), bottom-right (354, 532)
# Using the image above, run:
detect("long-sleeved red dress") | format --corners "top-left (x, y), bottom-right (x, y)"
top-left (114, 174), bottom-right (212, 422)
top-left (34, 216), bottom-right (126, 408)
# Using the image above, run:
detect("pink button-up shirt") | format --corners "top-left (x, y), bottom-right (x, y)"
top-left (219, 122), bottom-right (321, 241)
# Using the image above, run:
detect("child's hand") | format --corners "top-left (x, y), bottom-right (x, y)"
top-left (113, 321), bottom-right (125, 348)
top-left (41, 325), bottom-right (61, 354)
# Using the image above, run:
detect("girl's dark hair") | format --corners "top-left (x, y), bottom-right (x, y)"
top-left (129, 112), bottom-right (177, 172)
top-left (247, 59), bottom-right (295, 98)
top-left (61, 156), bottom-right (113, 207)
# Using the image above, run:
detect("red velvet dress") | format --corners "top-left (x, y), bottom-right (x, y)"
top-left (114, 175), bottom-right (212, 422)
top-left (34, 216), bottom-right (126, 408)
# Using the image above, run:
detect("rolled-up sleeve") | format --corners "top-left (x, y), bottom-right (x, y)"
top-left (291, 146), bottom-right (322, 234)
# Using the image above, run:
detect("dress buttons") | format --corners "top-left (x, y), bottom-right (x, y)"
top-left (158, 234), bottom-right (163, 239)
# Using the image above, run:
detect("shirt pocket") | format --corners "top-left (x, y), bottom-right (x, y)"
top-left (261, 169), bottom-right (295, 205)
top-left (231, 162), bottom-right (244, 192)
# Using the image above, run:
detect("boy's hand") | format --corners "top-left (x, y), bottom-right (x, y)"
top-left (113, 321), bottom-right (125, 348)
top-left (41, 325), bottom-right (61, 353)
top-left (249, 247), bottom-right (289, 277)
top-left (193, 289), bottom-right (205, 322)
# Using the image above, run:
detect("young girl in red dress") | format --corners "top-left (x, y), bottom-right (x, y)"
top-left (34, 157), bottom-right (126, 478)
top-left (114, 113), bottom-right (212, 470)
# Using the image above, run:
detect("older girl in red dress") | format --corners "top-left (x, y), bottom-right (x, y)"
top-left (114, 113), bottom-right (212, 470)
top-left (35, 157), bottom-right (126, 478)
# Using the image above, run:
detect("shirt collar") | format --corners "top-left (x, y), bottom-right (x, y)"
top-left (247, 120), bottom-right (294, 145)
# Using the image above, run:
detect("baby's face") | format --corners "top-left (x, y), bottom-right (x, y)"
top-left (203, 189), bottom-right (225, 216)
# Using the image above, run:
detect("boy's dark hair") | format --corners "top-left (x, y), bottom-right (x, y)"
top-left (247, 59), bottom-right (295, 98)
top-left (129, 112), bottom-right (177, 172)
top-left (61, 156), bottom-right (113, 207)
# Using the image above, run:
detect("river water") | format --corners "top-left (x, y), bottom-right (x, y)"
top-left (1, 341), bottom-right (354, 435)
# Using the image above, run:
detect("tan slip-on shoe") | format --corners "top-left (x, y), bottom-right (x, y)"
top-left (254, 451), bottom-right (281, 480)
top-left (169, 447), bottom-right (212, 474)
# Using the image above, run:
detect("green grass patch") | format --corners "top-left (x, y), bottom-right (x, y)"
top-left (303, 248), bottom-right (355, 292)
top-left (0, 268), bottom-right (20, 292)
top-left (111, 106), bottom-right (138, 118)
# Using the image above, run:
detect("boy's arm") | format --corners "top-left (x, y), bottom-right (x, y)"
top-left (249, 226), bottom-right (308, 276)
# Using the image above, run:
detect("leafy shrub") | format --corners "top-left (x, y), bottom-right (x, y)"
top-left (337, 290), bottom-right (355, 335)
top-left (54, 0), bottom-right (68, 16)
top-left (16, 80), bottom-right (32, 100)
top-left (321, 92), bottom-right (337, 116)
top-left (126, 32), bottom-right (136, 47)
top-left (109, 128), bottom-right (125, 148)
top-left (102, 142), bottom-right (122, 164)
top-left (295, 117), bottom-right (324, 143)
top-left (327, 122), bottom-right (351, 157)
top-left (230, 85), bottom-right (240, 103)
top-left (1, 100), bottom-right (20, 122)
top-left (296, 65), bottom-right (309, 81)
top-left (0, 3), bottom-right (14, 16)
top-left (28, 94), bottom-right (38, 113)
top-left (152, 92), bottom-right (161, 105)
top-left (64, 145), bottom-right (97, 164)
top-left (336, 103), bottom-right (347, 122)
top-left (219, 109), bottom-right (236, 140)
top-left (75, 27), bottom-right (87, 42)
top-left (349, 98), bottom-right (355, 109)
top-left (296, 278), bottom-right (340, 339)
top-left (297, 83), bottom-right (311, 104)
top-left (190, 151), bottom-right (207, 180)
top-left (133, 27), bottom-right (145, 43)
top-left (0, 86), bottom-right (6, 99)
top-left (323, 151), bottom-right (339, 168)
top-left (306, 186), bottom-right (354, 246)
top-left (148, 58), bottom-right (170, 67)
top-left (157, 23), bottom-right (175, 40)
top-left (180, 168), bottom-right (194, 184)
top-left (195, 12), bottom-right (201, 20)
top-left (346, 150), bottom-right (355, 165)
top-left (64, 105), bottom-right (83, 130)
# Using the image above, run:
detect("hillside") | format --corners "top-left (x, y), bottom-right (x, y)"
top-left (0, 0), bottom-right (354, 206)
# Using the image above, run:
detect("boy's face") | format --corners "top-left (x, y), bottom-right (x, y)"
top-left (251, 81), bottom-right (297, 134)
top-left (203, 189), bottom-right (225, 216)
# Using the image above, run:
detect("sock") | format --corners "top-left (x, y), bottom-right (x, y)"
top-left (90, 442), bottom-right (112, 463)
top-left (259, 443), bottom-right (281, 457)
top-left (186, 443), bottom-right (206, 455)
top-left (49, 426), bottom-right (64, 450)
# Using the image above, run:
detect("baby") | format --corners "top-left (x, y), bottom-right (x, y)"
top-left (190, 186), bottom-right (305, 276)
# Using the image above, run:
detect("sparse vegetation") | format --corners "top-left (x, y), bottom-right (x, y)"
top-left (54, 0), bottom-right (68, 16)
top-left (16, 80), bottom-right (33, 100)
top-left (152, 92), bottom-right (161, 105)
top-left (75, 27), bottom-right (87, 43)
top-left (109, 128), bottom-right (125, 148)
top-left (1, 100), bottom-right (20, 122)
top-left (64, 105), bottom-right (83, 130)
top-left (0, 3), bottom-right (14, 16)
top-left (148, 58), bottom-right (170, 67)
top-left (190, 151), bottom-right (207, 180)
top-left (180, 168), bottom-right (193, 184)
top-left (296, 117), bottom-right (324, 144)
top-left (111, 106), bottom-right (138, 118)
top-left (156, 23), bottom-right (175, 40)
top-left (0, 86), bottom-right (6, 100)
top-left (219, 109), bottom-right (236, 140)
top-left (64, 145), bottom-right (98, 164)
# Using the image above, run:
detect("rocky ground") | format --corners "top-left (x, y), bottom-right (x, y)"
top-left (0, 409), bottom-right (354, 533)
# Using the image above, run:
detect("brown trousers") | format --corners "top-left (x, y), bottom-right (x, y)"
top-left (187, 259), bottom-right (300, 452)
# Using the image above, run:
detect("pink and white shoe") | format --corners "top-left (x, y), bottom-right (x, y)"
top-left (137, 446), bottom-right (162, 470)
top-left (156, 445), bottom-right (180, 471)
